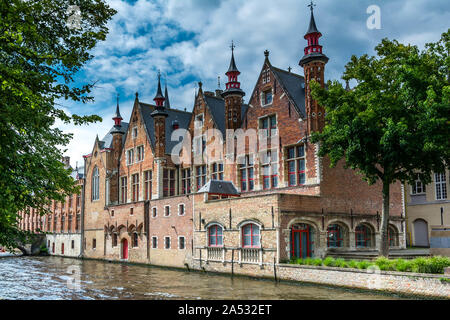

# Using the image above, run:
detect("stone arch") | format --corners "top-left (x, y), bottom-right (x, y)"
top-left (137, 223), bottom-right (144, 234)
top-left (326, 220), bottom-right (350, 248)
top-left (117, 224), bottom-right (127, 235)
top-left (128, 224), bottom-right (136, 234)
top-left (236, 218), bottom-right (264, 229)
top-left (355, 222), bottom-right (376, 249)
top-left (388, 224), bottom-right (400, 247)
top-left (205, 222), bottom-right (225, 247)
top-left (287, 218), bottom-right (320, 258)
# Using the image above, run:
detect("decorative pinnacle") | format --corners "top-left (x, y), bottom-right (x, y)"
top-left (264, 50), bottom-right (269, 58)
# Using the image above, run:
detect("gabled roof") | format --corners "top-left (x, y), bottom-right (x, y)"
top-left (139, 103), bottom-right (191, 155)
top-left (100, 122), bottom-right (129, 149)
top-left (270, 66), bottom-right (306, 117)
top-left (198, 179), bottom-right (240, 196)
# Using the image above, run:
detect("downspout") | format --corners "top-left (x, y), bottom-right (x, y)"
top-left (80, 158), bottom-right (87, 258)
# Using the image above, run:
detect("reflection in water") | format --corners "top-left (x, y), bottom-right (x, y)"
top-left (0, 256), bottom-right (410, 300)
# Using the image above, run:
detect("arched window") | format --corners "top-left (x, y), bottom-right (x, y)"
top-left (112, 233), bottom-right (118, 247)
top-left (132, 233), bottom-right (139, 248)
top-left (388, 225), bottom-right (398, 247)
top-left (92, 166), bottom-right (99, 201)
top-left (242, 223), bottom-right (260, 248)
top-left (208, 225), bottom-right (223, 247)
top-left (355, 224), bottom-right (373, 248)
top-left (327, 224), bottom-right (343, 248)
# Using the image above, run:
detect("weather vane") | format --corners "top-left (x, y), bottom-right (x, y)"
top-left (308, 0), bottom-right (316, 12)
top-left (230, 40), bottom-right (235, 52)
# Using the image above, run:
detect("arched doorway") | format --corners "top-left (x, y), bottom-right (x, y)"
top-left (291, 223), bottom-right (315, 259)
top-left (121, 239), bottom-right (128, 260)
top-left (413, 219), bottom-right (429, 247)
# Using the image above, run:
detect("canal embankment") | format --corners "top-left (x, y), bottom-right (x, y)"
top-left (191, 259), bottom-right (450, 299)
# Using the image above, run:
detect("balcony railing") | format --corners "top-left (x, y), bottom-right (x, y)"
top-left (240, 248), bottom-right (261, 264)
top-left (207, 247), bottom-right (224, 261)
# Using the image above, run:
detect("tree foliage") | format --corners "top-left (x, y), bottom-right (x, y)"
top-left (0, 0), bottom-right (116, 249)
top-left (311, 30), bottom-right (450, 256)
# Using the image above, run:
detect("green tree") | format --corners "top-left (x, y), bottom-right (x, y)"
top-left (311, 30), bottom-right (450, 257)
top-left (0, 1), bottom-right (116, 249)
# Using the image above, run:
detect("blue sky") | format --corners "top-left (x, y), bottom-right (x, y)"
top-left (58, 0), bottom-right (450, 167)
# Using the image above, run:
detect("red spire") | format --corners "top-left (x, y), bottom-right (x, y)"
top-left (224, 41), bottom-right (242, 92)
top-left (153, 71), bottom-right (165, 107)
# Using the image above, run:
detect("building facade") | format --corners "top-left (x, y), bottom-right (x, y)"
top-left (406, 169), bottom-right (449, 247)
top-left (18, 156), bottom-right (84, 257)
top-left (19, 6), bottom-right (409, 272)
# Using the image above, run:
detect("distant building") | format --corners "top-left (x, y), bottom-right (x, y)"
top-left (405, 169), bottom-right (449, 247)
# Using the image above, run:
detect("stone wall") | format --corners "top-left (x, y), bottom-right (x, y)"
top-left (46, 234), bottom-right (81, 258)
top-left (191, 259), bottom-right (450, 299)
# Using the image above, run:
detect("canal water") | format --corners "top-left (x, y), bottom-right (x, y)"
top-left (0, 256), bottom-right (411, 300)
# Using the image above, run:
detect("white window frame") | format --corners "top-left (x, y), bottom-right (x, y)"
top-left (126, 149), bottom-right (134, 166)
top-left (435, 172), bottom-right (447, 200)
top-left (164, 236), bottom-right (171, 250)
top-left (178, 236), bottom-right (186, 250)
top-left (136, 145), bottom-right (145, 162)
top-left (164, 205), bottom-right (171, 217)
top-left (178, 203), bottom-right (185, 216)
top-left (411, 176), bottom-right (426, 195)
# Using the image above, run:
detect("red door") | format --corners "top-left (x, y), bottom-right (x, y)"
top-left (122, 239), bottom-right (128, 260)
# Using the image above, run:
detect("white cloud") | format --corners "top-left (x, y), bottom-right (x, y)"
top-left (60, 0), bottom-right (450, 167)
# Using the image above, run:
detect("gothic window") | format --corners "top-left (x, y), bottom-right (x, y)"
top-left (120, 177), bottom-right (128, 203)
top-left (259, 115), bottom-right (277, 137)
top-left (355, 224), bottom-right (373, 248)
top-left (132, 233), bottom-right (139, 248)
top-left (211, 162), bottom-right (224, 180)
top-left (144, 170), bottom-right (152, 200)
top-left (136, 145), bottom-right (144, 162)
top-left (239, 155), bottom-right (254, 192)
top-left (163, 169), bottom-right (176, 197)
top-left (287, 145), bottom-right (306, 186)
top-left (91, 166), bottom-right (100, 201)
top-left (131, 174), bottom-right (139, 202)
top-left (181, 168), bottom-right (191, 194)
top-left (126, 149), bottom-right (134, 165)
top-left (327, 224), bottom-right (343, 248)
top-left (261, 150), bottom-right (278, 190)
top-left (196, 165), bottom-right (207, 190)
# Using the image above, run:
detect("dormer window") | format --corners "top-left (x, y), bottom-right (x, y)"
top-left (195, 114), bottom-right (204, 129)
top-left (262, 89), bottom-right (273, 106)
top-left (126, 149), bottom-right (134, 165)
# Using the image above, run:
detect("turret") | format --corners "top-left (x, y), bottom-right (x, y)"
top-left (221, 41), bottom-right (245, 130)
top-left (151, 72), bottom-right (169, 158)
top-left (299, 1), bottom-right (328, 134)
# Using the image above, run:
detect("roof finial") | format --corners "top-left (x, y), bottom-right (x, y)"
top-left (288, 66), bottom-right (292, 73)
top-left (264, 50), bottom-right (269, 58)
top-left (113, 92), bottom-right (123, 126)
top-left (308, 0), bottom-right (316, 12)
top-left (230, 40), bottom-right (235, 53)
top-left (218, 76), bottom-right (221, 89)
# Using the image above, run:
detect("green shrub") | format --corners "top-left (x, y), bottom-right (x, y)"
top-left (334, 259), bottom-right (348, 268)
top-left (347, 260), bottom-right (359, 269)
top-left (375, 256), bottom-right (395, 271)
top-left (323, 257), bottom-right (335, 267)
top-left (303, 257), bottom-right (313, 265)
top-left (296, 258), bottom-right (304, 265)
top-left (357, 260), bottom-right (371, 270)
top-left (312, 258), bottom-right (323, 266)
top-left (392, 259), bottom-right (412, 272)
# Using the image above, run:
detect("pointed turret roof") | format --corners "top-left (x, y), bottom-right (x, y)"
top-left (153, 72), bottom-right (165, 101)
top-left (305, 1), bottom-right (320, 36)
top-left (227, 41), bottom-right (240, 74)
top-left (164, 83), bottom-right (171, 109)
top-left (113, 94), bottom-right (123, 121)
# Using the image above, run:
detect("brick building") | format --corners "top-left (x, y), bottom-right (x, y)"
top-left (18, 156), bottom-right (84, 257)
top-left (80, 5), bottom-right (405, 273)
top-left (18, 5), bottom-right (406, 272)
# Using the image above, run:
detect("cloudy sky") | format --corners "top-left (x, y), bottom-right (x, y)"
top-left (58, 0), bottom-right (450, 168)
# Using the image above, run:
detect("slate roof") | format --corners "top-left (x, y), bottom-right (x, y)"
top-left (140, 103), bottom-right (191, 155)
top-left (100, 122), bottom-right (129, 149)
top-left (271, 66), bottom-right (306, 117)
top-left (203, 94), bottom-right (249, 136)
top-left (70, 166), bottom-right (85, 180)
top-left (306, 10), bottom-right (320, 35)
top-left (198, 180), bottom-right (240, 196)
